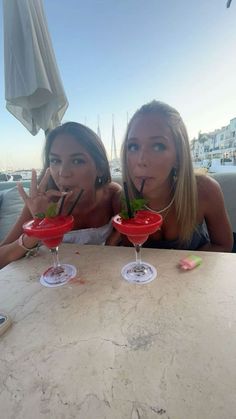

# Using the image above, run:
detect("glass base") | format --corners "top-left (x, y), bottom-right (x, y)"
top-left (121, 261), bottom-right (157, 284)
top-left (40, 264), bottom-right (77, 288)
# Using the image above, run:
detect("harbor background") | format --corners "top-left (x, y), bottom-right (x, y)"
top-left (191, 115), bottom-right (236, 173)
top-left (0, 1), bottom-right (236, 173)
top-left (2, 108), bottom-right (236, 177)
top-left (1, 109), bottom-right (236, 190)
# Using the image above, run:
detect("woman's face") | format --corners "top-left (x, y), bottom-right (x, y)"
top-left (126, 113), bottom-right (177, 194)
top-left (49, 134), bottom-right (98, 193)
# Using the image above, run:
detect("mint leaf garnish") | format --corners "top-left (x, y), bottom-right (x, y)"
top-left (132, 198), bottom-right (147, 211)
top-left (35, 212), bottom-right (45, 219)
top-left (119, 197), bottom-right (147, 219)
top-left (34, 203), bottom-right (58, 219)
top-left (45, 203), bottom-right (57, 218)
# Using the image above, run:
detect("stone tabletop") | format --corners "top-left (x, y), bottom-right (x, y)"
top-left (0, 245), bottom-right (236, 419)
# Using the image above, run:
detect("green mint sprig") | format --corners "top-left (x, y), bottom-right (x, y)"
top-left (45, 203), bottom-right (57, 217)
top-left (120, 197), bottom-right (147, 219)
top-left (34, 212), bottom-right (45, 219)
top-left (35, 203), bottom-right (57, 219)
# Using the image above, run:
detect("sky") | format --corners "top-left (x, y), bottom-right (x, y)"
top-left (0, 0), bottom-right (236, 170)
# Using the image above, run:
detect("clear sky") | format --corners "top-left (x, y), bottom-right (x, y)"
top-left (0, 0), bottom-right (236, 170)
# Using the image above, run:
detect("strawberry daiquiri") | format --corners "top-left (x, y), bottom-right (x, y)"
top-left (113, 210), bottom-right (163, 284)
top-left (23, 215), bottom-right (76, 287)
top-left (23, 215), bottom-right (74, 248)
top-left (113, 210), bottom-right (162, 245)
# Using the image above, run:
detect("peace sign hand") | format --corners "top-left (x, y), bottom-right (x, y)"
top-left (17, 169), bottom-right (63, 218)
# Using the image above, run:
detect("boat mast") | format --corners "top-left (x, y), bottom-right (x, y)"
top-left (126, 111), bottom-right (129, 128)
top-left (110, 114), bottom-right (118, 161)
top-left (97, 115), bottom-right (101, 139)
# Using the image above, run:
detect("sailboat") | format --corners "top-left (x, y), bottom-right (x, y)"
top-left (109, 115), bottom-right (121, 177)
top-left (0, 173), bottom-right (13, 182)
top-left (97, 115), bottom-right (102, 139)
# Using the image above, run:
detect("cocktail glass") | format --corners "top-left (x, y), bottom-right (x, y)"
top-left (23, 215), bottom-right (77, 287)
top-left (113, 210), bottom-right (163, 284)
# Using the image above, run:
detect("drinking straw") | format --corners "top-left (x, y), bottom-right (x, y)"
top-left (140, 179), bottom-right (145, 194)
top-left (57, 187), bottom-right (70, 215)
top-left (123, 182), bottom-right (133, 218)
top-left (57, 194), bottom-right (66, 215)
top-left (67, 189), bottom-right (84, 216)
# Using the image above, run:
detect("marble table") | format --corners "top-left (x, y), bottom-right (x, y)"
top-left (0, 244), bottom-right (236, 419)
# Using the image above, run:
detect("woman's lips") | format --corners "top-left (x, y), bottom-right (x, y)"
top-left (133, 177), bottom-right (155, 191)
top-left (136, 176), bottom-right (153, 180)
top-left (59, 186), bottom-right (72, 192)
top-left (135, 177), bottom-right (153, 184)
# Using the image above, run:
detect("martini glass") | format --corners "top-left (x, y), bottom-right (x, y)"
top-left (23, 215), bottom-right (77, 287)
top-left (113, 210), bottom-right (163, 284)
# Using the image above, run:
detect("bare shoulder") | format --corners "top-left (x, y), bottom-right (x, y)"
top-left (195, 174), bottom-right (233, 251)
top-left (104, 181), bottom-right (122, 199)
top-left (107, 181), bottom-right (122, 193)
top-left (196, 173), bottom-right (227, 220)
top-left (105, 182), bottom-right (122, 214)
top-left (196, 174), bottom-right (223, 201)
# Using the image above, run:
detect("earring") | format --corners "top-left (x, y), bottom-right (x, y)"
top-left (172, 168), bottom-right (178, 183)
top-left (97, 176), bottom-right (102, 185)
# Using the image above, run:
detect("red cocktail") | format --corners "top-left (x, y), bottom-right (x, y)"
top-left (24, 215), bottom-right (74, 247)
top-left (113, 210), bottom-right (163, 284)
top-left (23, 215), bottom-right (77, 287)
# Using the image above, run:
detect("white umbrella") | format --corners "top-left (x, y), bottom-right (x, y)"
top-left (3, 0), bottom-right (68, 135)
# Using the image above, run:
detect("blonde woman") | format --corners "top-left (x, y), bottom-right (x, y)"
top-left (121, 100), bottom-right (233, 251)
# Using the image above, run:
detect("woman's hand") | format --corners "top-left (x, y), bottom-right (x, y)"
top-left (17, 169), bottom-right (63, 218)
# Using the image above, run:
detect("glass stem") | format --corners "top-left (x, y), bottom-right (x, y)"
top-left (134, 244), bottom-right (142, 267)
top-left (50, 247), bottom-right (61, 270)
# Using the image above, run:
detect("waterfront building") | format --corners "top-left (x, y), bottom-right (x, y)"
top-left (191, 117), bottom-right (236, 171)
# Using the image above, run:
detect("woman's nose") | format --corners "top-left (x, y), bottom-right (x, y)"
top-left (137, 148), bottom-right (148, 166)
top-left (59, 163), bottom-right (72, 177)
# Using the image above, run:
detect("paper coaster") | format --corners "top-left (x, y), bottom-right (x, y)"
top-left (40, 264), bottom-right (77, 288)
top-left (121, 262), bottom-right (157, 284)
top-left (0, 312), bottom-right (12, 336)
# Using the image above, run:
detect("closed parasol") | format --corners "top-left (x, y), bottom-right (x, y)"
top-left (3, 0), bottom-right (68, 135)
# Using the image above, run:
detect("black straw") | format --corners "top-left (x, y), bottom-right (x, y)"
top-left (67, 189), bottom-right (84, 216)
top-left (57, 194), bottom-right (66, 215)
top-left (140, 179), bottom-right (145, 194)
top-left (123, 182), bottom-right (133, 218)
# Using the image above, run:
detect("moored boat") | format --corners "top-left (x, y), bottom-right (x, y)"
top-left (0, 172), bottom-right (23, 182)
top-left (0, 173), bottom-right (13, 182)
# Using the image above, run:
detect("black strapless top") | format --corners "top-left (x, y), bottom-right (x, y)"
top-left (143, 222), bottom-right (210, 250)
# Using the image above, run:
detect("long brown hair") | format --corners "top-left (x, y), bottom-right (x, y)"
top-left (121, 100), bottom-right (197, 243)
top-left (39, 122), bottom-right (111, 189)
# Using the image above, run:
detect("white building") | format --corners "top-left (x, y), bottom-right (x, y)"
top-left (191, 117), bottom-right (236, 163)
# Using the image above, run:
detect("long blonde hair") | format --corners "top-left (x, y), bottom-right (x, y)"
top-left (121, 100), bottom-right (197, 243)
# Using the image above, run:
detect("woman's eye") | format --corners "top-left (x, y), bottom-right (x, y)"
top-left (72, 158), bottom-right (85, 165)
top-left (127, 143), bottom-right (138, 152)
top-left (153, 143), bottom-right (166, 151)
top-left (49, 158), bottom-right (61, 165)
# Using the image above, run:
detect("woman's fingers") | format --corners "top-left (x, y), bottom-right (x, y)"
top-left (17, 182), bottom-right (29, 202)
top-left (45, 189), bottom-right (64, 199)
top-left (38, 168), bottom-right (51, 192)
top-left (30, 169), bottom-right (38, 197)
top-left (17, 170), bottom-right (70, 218)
